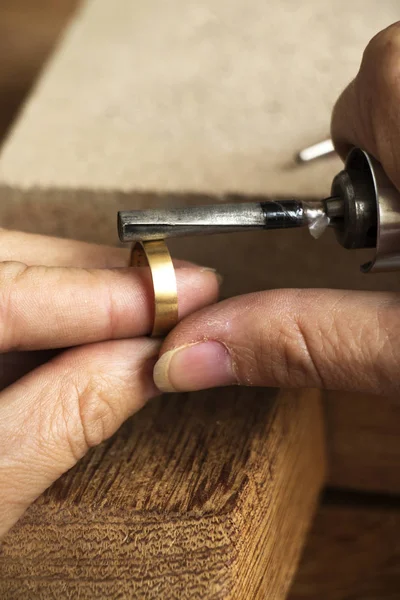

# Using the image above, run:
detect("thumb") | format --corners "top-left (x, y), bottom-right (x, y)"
top-left (153, 289), bottom-right (400, 396)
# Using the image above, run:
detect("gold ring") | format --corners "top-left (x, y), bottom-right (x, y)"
top-left (130, 240), bottom-right (178, 337)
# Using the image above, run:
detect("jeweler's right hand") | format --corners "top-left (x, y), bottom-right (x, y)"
top-left (152, 22), bottom-right (400, 399)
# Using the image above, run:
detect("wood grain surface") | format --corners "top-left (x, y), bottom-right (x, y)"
top-left (0, 388), bottom-right (325, 599)
top-left (289, 490), bottom-right (400, 600)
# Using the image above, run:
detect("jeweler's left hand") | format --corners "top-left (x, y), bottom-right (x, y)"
top-left (0, 230), bottom-right (219, 538)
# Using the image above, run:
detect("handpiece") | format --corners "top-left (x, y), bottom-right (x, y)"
top-left (118, 148), bottom-right (400, 273)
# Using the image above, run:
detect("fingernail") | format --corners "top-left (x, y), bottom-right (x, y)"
top-left (200, 267), bottom-right (223, 285)
top-left (153, 341), bottom-right (236, 392)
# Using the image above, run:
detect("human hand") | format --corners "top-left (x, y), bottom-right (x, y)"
top-left (153, 22), bottom-right (400, 398)
top-left (0, 230), bottom-right (219, 538)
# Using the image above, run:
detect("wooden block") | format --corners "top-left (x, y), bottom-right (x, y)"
top-left (289, 491), bottom-right (400, 599)
top-left (325, 391), bottom-right (400, 495)
top-left (0, 388), bottom-right (325, 599)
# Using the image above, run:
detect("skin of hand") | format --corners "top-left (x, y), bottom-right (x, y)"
top-left (153, 22), bottom-right (400, 398)
top-left (0, 230), bottom-right (219, 538)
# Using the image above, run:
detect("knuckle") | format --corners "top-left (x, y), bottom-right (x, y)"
top-left (268, 290), bottom-right (352, 389)
top-left (78, 376), bottom-right (121, 449)
top-left (294, 292), bottom-right (355, 387)
top-left (273, 292), bottom-right (325, 388)
top-left (240, 290), bottom-right (326, 388)
top-left (60, 371), bottom-right (121, 460)
top-left (276, 322), bottom-right (322, 387)
top-left (366, 22), bottom-right (400, 58)
top-left (361, 23), bottom-right (400, 90)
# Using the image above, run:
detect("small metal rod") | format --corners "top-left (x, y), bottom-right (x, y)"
top-left (296, 139), bottom-right (335, 163)
top-left (118, 200), bottom-right (306, 242)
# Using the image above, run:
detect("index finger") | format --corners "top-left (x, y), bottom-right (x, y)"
top-left (0, 229), bottom-right (130, 268)
top-left (0, 262), bottom-right (220, 351)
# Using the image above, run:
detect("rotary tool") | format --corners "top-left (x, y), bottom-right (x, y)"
top-left (118, 148), bottom-right (400, 273)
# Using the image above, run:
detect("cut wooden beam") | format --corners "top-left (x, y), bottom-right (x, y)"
top-left (0, 388), bottom-right (325, 599)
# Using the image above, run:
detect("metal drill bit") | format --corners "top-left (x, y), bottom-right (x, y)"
top-left (118, 200), bottom-right (306, 242)
top-left (118, 196), bottom-right (345, 243)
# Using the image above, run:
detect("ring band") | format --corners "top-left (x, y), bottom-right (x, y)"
top-left (130, 240), bottom-right (178, 337)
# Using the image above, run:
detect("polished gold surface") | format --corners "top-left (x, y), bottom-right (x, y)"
top-left (131, 240), bottom-right (178, 337)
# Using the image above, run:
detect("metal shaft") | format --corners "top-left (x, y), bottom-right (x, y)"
top-left (296, 139), bottom-right (335, 163)
top-left (118, 200), bottom-right (305, 242)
